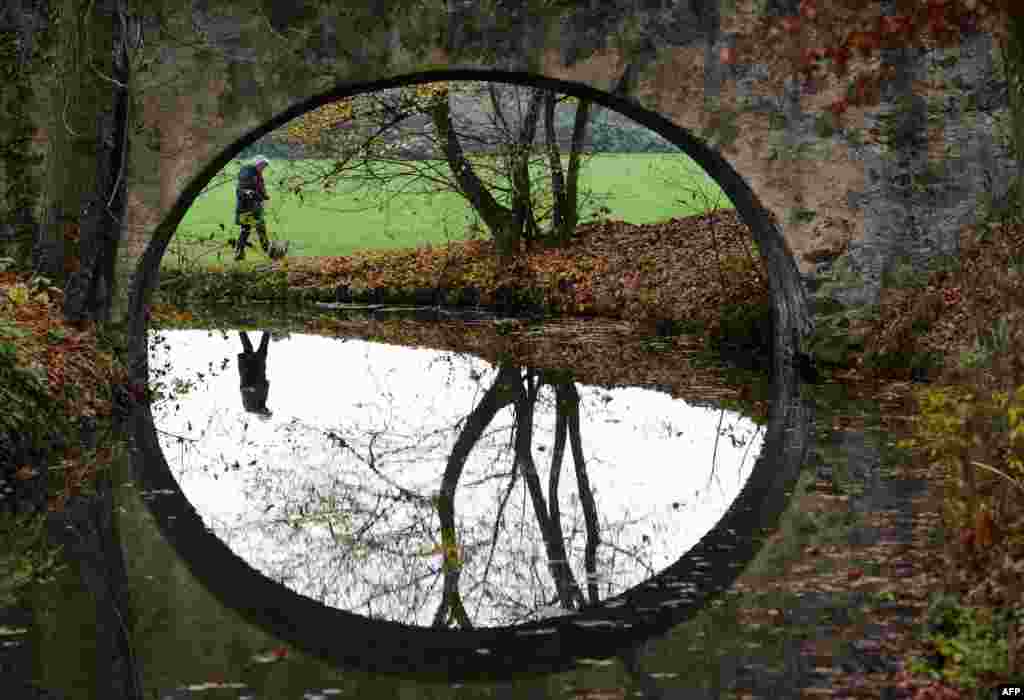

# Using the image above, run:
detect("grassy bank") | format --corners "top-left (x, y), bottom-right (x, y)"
top-left (166, 153), bottom-right (732, 266)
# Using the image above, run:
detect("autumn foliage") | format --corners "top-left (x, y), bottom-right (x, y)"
top-left (282, 99), bottom-right (355, 145)
top-left (282, 81), bottom-right (451, 147)
top-left (278, 210), bottom-right (769, 346)
top-left (727, 0), bottom-right (1017, 121)
top-left (0, 271), bottom-right (129, 511)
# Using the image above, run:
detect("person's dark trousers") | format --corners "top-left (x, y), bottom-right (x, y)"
top-left (235, 211), bottom-right (270, 261)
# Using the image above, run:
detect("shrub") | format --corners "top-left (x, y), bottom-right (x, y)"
top-left (911, 594), bottom-right (1018, 692)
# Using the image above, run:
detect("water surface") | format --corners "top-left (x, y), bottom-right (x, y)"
top-left (149, 329), bottom-right (763, 627)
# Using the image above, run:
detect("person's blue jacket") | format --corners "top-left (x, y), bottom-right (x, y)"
top-left (235, 164), bottom-right (269, 224)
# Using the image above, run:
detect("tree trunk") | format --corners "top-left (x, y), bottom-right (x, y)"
top-left (429, 94), bottom-right (519, 263)
top-left (510, 88), bottom-right (543, 250)
top-left (564, 98), bottom-right (591, 240)
top-left (63, 0), bottom-right (131, 324)
top-left (0, 1), bottom-right (52, 272)
top-left (0, 34), bottom-right (39, 265)
top-left (1002, 12), bottom-right (1024, 215)
top-left (37, 0), bottom-right (98, 283)
top-left (544, 91), bottom-right (568, 243)
top-left (544, 93), bottom-right (591, 245)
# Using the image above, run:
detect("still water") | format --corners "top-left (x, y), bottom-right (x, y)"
top-left (3, 314), bottom-right (919, 699)
top-left (148, 329), bottom-right (763, 628)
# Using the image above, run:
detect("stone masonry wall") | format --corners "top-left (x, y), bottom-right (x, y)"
top-left (17, 0), bottom-right (1017, 322)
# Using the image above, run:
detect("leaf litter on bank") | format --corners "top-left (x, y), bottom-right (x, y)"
top-left (0, 272), bottom-right (129, 511)
top-left (280, 209), bottom-right (769, 335)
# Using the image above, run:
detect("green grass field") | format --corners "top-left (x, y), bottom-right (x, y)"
top-left (166, 153), bottom-right (733, 267)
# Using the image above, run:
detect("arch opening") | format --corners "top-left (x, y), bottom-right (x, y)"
top-left (129, 69), bottom-right (812, 383)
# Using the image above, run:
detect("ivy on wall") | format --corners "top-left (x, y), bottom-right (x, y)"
top-left (0, 23), bottom-right (48, 265)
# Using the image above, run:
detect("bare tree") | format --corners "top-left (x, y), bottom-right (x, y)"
top-left (277, 81), bottom-right (600, 264)
top-left (544, 90), bottom-right (591, 246)
top-left (62, 0), bottom-right (135, 323)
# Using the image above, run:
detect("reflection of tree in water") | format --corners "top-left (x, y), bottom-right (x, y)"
top-left (432, 365), bottom-right (602, 627)
top-left (226, 360), bottom-right (622, 627)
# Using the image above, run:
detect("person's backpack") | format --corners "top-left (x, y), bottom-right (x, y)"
top-left (237, 165), bottom-right (262, 205)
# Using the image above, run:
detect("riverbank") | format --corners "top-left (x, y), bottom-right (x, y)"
top-left (803, 208), bottom-right (1024, 695)
top-left (156, 210), bottom-right (775, 360)
top-left (0, 272), bottom-right (127, 521)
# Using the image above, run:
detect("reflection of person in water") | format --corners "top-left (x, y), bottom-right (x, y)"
top-left (237, 331), bottom-right (272, 416)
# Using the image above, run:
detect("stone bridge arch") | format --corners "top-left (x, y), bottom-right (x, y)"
top-left (130, 68), bottom-right (811, 374)
top-left (116, 0), bottom-right (825, 375)
top-left (56, 0), bottom-right (1004, 376)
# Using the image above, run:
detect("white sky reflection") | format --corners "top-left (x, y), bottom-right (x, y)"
top-left (149, 329), bottom-right (762, 627)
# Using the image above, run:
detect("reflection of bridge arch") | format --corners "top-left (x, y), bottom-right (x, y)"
top-left (127, 353), bottom-right (811, 681)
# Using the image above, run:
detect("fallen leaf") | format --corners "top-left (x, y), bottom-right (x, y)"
top-left (250, 647), bottom-right (289, 664)
top-left (975, 508), bottom-right (994, 549)
top-left (14, 465), bottom-right (38, 480)
top-left (184, 681), bottom-right (247, 691)
top-left (576, 657), bottom-right (616, 666)
top-left (572, 690), bottom-right (625, 700)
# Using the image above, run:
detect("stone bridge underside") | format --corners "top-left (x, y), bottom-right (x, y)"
top-left (103, 0), bottom-right (1012, 375)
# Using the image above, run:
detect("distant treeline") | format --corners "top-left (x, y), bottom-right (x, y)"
top-left (237, 102), bottom-right (676, 162)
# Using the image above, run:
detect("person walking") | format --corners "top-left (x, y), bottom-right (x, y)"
top-left (234, 155), bottom-right (272, 261)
